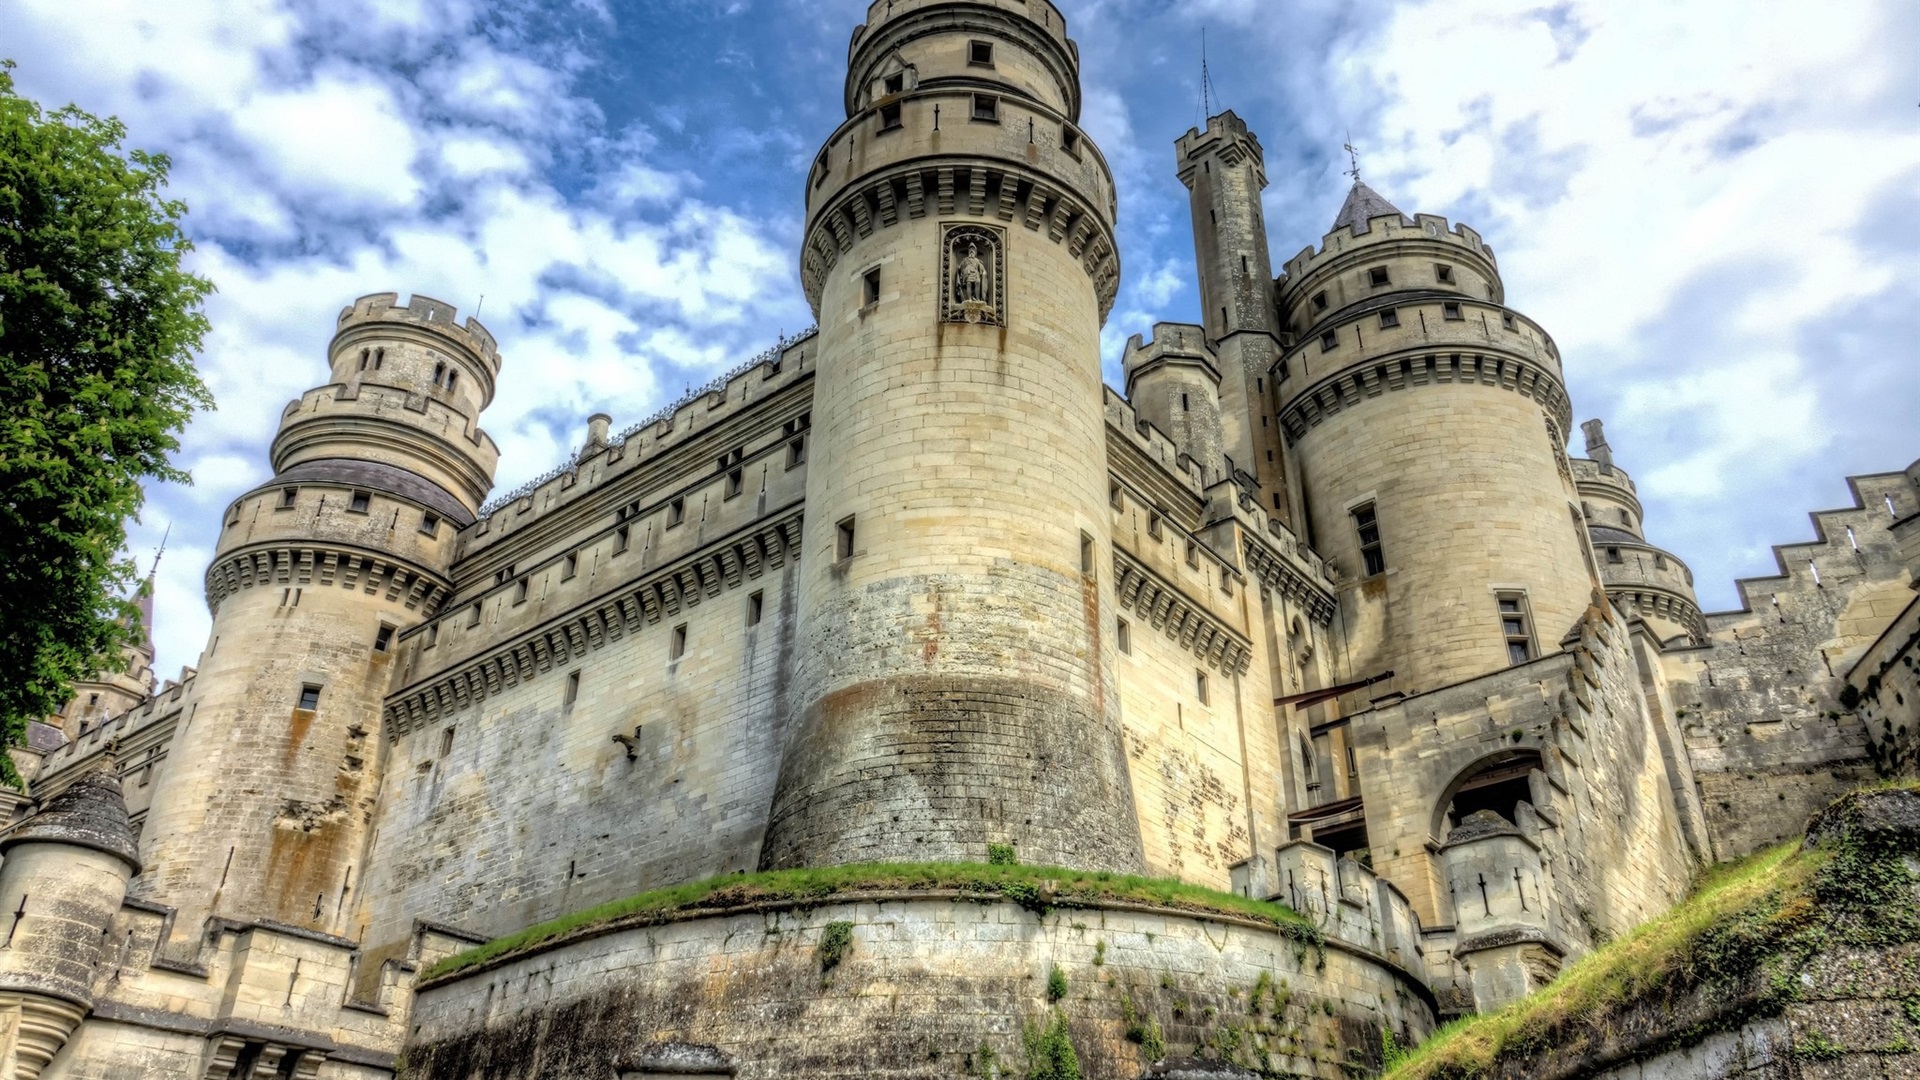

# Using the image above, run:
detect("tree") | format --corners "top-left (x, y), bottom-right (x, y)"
top-left (0, 61), bottom-right (213, 781)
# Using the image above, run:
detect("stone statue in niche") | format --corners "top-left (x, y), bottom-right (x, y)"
top-left (940, 224), bottom-right (1005, 326)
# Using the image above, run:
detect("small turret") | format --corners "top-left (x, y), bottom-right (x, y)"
top-left (1573, 419), bottom-right (1704, 644)
top-left (1580, 418), bottom-right (1614, 470)
top-left (0, 766), bottom-right (139, 1078)
top-left (1123, 324), bottom-right (1225, 483)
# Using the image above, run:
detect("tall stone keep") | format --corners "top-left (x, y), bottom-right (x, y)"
top-left (1274, 183), bottom-right (1594, 694)
top-left (1178, 111), bottom-right (1288, 518)
top-left (134, 293), bottom-right (499, 941)
top-left (765, 0), bottom-right (1143, 872)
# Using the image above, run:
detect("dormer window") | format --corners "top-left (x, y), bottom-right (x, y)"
top-left (972, 95), bottom-right (999, 123)
top-left (969, 40), bottom-right (994, 66)
top-left (884, 72), bottom-right (905, 95)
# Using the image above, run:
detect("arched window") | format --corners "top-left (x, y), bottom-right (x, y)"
top-left (1437, 749), bottom-right (1545, 835)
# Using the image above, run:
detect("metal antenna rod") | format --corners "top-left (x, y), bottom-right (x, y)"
top-left (1343, 131), bottom-right (1362, 183)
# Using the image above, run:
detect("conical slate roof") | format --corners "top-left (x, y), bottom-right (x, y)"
top-left (2, 767), bottom-right (141, 872)
top-left (1330, 180), bottom-right (1410, 235)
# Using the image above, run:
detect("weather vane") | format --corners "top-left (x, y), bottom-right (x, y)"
top-left (1343, 132), bottom-right (1362, 183)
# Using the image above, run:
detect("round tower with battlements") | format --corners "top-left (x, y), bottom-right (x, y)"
top-left (1273, 185), bottom-right (1595, 695)
top-left (1574, 419), bottom-right (1705, 644)
top-left (763, 0), bottom-right (1143, 872)
top-left (1123, 322), bottom-right (1226, 484)
top-left (134, 293), bottom-right (499, 942)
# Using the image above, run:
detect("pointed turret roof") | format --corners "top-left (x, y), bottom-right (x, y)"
top-left (134, 578), bottom-right (155, 658)
top-left (2, 766), bottom-right (141, 872)
top-left (1331, 180), bottom-right (1410, 236)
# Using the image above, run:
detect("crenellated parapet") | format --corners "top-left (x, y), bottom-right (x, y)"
top-left (1111, 548), bottom-right (1253, 675)
top-left (1278, 349), bottom-right (1572, 448)
top-left (1278, 209), bottom-right (1506, 341)
top-left (335, 292), bottom-right (499, 380)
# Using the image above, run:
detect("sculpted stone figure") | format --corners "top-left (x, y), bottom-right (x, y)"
top-left (955, 241), bottom-right (988, 304)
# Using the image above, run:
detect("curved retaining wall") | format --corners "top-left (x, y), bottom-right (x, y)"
top-left (404, 894), bottom-right (1436, 1079)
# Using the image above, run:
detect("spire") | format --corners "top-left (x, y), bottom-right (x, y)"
top-left (1331, 180), bottom-right (1410, 236)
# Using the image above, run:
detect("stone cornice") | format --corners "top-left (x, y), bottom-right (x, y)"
top-left (204, 540), bottom-right (453, 617)
top-left (1242, 533), bottom-right (1337, 627)
top-left (1112, 549), bottom-right (1253, 675)
top-left (384, 508), bottom-right (803, 739)
top-left (1278, 350), bottom-right (1572, 447)
top-left (802, 158), bottom-right (1119, 322)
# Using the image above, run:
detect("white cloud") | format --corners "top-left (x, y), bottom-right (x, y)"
top-left (228, 71), bottom-right (425, 211)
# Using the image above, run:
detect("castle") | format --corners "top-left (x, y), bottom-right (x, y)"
top-left (1, 1), bottom-right (1915, 1077)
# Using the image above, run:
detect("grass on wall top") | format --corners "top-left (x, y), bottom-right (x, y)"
top-left (422, 861), bottom-right (1322, 982)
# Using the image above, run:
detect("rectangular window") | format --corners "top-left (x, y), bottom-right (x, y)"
top-left (726, 469), bottom-right (744, 499)
top-left (1502, 312), bottom-right (1518, 331)
top-left (878, 102), bottom-right (902, 130)
top-left (885, 72), bottom-right (905, 94)
top-left (1378, 309), bottom-right (1400, 329)
top-left (1498, 594), bottom-right (1536, 666)
top-left (514, 577), bottom-right (529, 604)
top-left (863, 266), bottom-right (881, 306)
top-left (1607, 547), bottom-right (1623, 564)
top-left (1148, 511), bottom-right (1164, 540)
top-left (348, 490), bottom-right (371, 514)
top-left (836, 516), bottom-right (857, 561)
top-left (441, 726), bottom-right (455, 757)
top-left (1185, 540), bottom-right (1199, 568)
top-left (1196, 671), bottom-right (1210, 705)
top-left (1435, 264), bottom-right (1454, 284)
top-left (564, 670), bottom-right (580, 708)
top-left (373, 625), bottom-right (395, 653)
top-left (787, 437), bottom-right (806, 468)
top-left (1080, 532), bottom-right (1095, 574)
top-left (563, 553), bottom-right (578, 580)
top-left (972, 94), bottom-right (999, 122)
top-left (668, 498), bottom-right (686, 527)
top-left (814, 150), bottom-right (830, 189)
top-left (1368, 266), bottom-right (1391, 287)
top-left (468, 602), bottom-right (482, 628)
top-left (297, 684), bottom-right (321, 711)
top-left (1320, 330), bottom-right (1339, 353)
top-left (969, 40), bottom-right (994, 65)
top-left (425, 623), bottom-right (439, 648)
top-left (1116, 618), bottom-right (1131, 655)
top-left (670, 624), bottom-right (688, 661)
top-left (1062, 127), bottom-right (1081, 157)
top-left (279, 487), bottom-right (298, 510)
top-left (1312, 291), bottom-right (1328, 311)
top-left (1353, 503), bottom-right (1386, 577)
top-left (615, 524), bottom-right (631, 553)
top-left (747, 591), bottom-right (764, 627)
top-left (420, 512), bottom-right (441, 536)
top-left (1442, 302), bottom-right (1464, 320)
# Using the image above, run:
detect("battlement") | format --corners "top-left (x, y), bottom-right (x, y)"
top-left (1121, 322), bottom-right (1219, 392)
top-left (1175, 110), bottom-right (1266, 184)
top-left (1280, 212), bottom-right (1496, 287)
top-left (853, 0), bottom-right (1070, 53)
top-left (336, 293), bottom-right (500, 374)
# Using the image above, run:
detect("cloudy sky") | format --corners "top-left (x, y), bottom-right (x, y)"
top-left (4, 0), bottom-right (1917, 677)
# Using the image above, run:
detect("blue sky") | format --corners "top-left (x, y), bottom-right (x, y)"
top-left (4, 0), bottom-right (1918, 678)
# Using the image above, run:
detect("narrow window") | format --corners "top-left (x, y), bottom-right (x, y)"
top-left (359, 348), bottom-right (370, 371)
top-left (1346, 745), bottom-right (1358, 778)
top-left (563, 553), bottom-right (578, 580)
top-left (1312, 291), bottom-right (1328, 312)
top-left (972, 95), bottom-right (998, 123)
top-left (1181, 393), bottom-right (1190, 412)
top-left (279, 487), bottom-right (298, 510)
top-left (468, 602), bottom-right (482, 628)
top-left (1241, 255), bottom-right (1250, 275)
top-left (1062, 127), bottom-right (1081, 156)
top-left (441, 727), bottom-right (455, 756)
top-left (726, 469), bottom-right (744, 499)
top-left (297, 685), bottom-right (322, 712)
top-left (814, 150), bottom-right (830, 189)
top-left (1442, 302), bottom-right (1464, 320)
top-left (787, 436), bottom-right (806, 468)
top-left (425, 623), bottom-right (439, 648)
top-left (420, 512), bottom-right (441, 536)
top-left (1196, 671), bottom-right (1210, 705)
top-left (447, 370), bottom-right (458, 391)
top-left (1607, 547), bottom-right (1623, 564)
top-left (514, 577), bottom-right (529, 604)
top-left (1320, 330), bottom-right (1339, 353)
top-left (433, 361), bottom-right (446, 386)
top-left (349, 490), bottom-right (371, 514)
top-left (670, 624), bottom-right (688, 661)
top-left (1109, 482), bottom-right (1123, 510)
top-left (564, 671), bottom-right (580, 708)
top-left (1185, 540), bottom-right (1199, 568)
top-left (1368, 266), bottom-right (1391, 287)
top-left (1080, 532), bottom-right (1095, 574)
top-left (1654, 553), bottom-right (1668, 570)
top-left (1502, 312), bottom-right (1517, 331)
top-left (668, 498), bottom-right (686, 527)
top-left (1435, 264), bottom-right (1454, 284)
top-left (836, 516), bottom-right (857, 561)
top-left (969, 40), bottom-right (994, 66)
top-left (374, 348), bottom-right (385, 369)
top-left (373, 625), bottom-right (395, 653)
top-left (1498, 594), bottom-right (1536, 666)
top-left (1353, 503), bottom-right (1386, 576)
top-left (884, 72), bottom-right (905, 94)
top-left (1210, 209), bottom-right (1218, 224)
top-left (615, 524), bottom-right (631, 553)
top-left (1379, 309), bottom-right (1400, 329)
top-left (863, 267), bottom-right (881, 306)
top-left (1148, 511), bottom-right (1164, 540)
top-left (747, 591), bottom-right (764, 627)
top-left (878, 102), bottom-right (902, 131)
top-left (1116, 618), bottom-right (1131, 655)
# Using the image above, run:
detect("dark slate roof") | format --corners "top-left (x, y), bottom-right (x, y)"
top-left (4, 767), bottom-right (141, 872)
top-left (268, 458), bottom-right (474, 527)
top-left (1331, 180), bottom-right (1411, 235)
top-left (24, 721), bottom-right (67, 754)
top-left (1442, 809), bottom-right (1523, 848)
top-left (1588, 526), bottom-right (1642, 546)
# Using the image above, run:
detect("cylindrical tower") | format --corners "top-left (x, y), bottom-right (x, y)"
top-left (1574, 419), bottom-right (1704, 645)
top-left (0, 768), bottom-right (140, 1079)
top-left (763, 0), bottom-right (1143, 872)
top-left (134, 293), bottom-right (498, 941)
top-left (1274, 185), bottom-right (1593, 694)
top-left (1123, 322), bottom-right (1225, 483)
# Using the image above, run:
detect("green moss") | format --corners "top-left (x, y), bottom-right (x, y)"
top-left (817, 920), bottom-right (854, 974)
top-left (1023, 1011), bottom-right (1082, 1080)
top-left (423, 860), bottom-right (1320, 981)
top-left (1046, 965), bottom-right (1069, 1003)
top-left (1794, 1031), bottom-right (1846, 1060)
top-left (988, 843), bottom-right (1018, 865)
top-left (1093, 940), bottom-right (1106, 967)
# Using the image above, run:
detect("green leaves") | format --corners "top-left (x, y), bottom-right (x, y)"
top-left (0, 61), bottom-right (213, 776)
